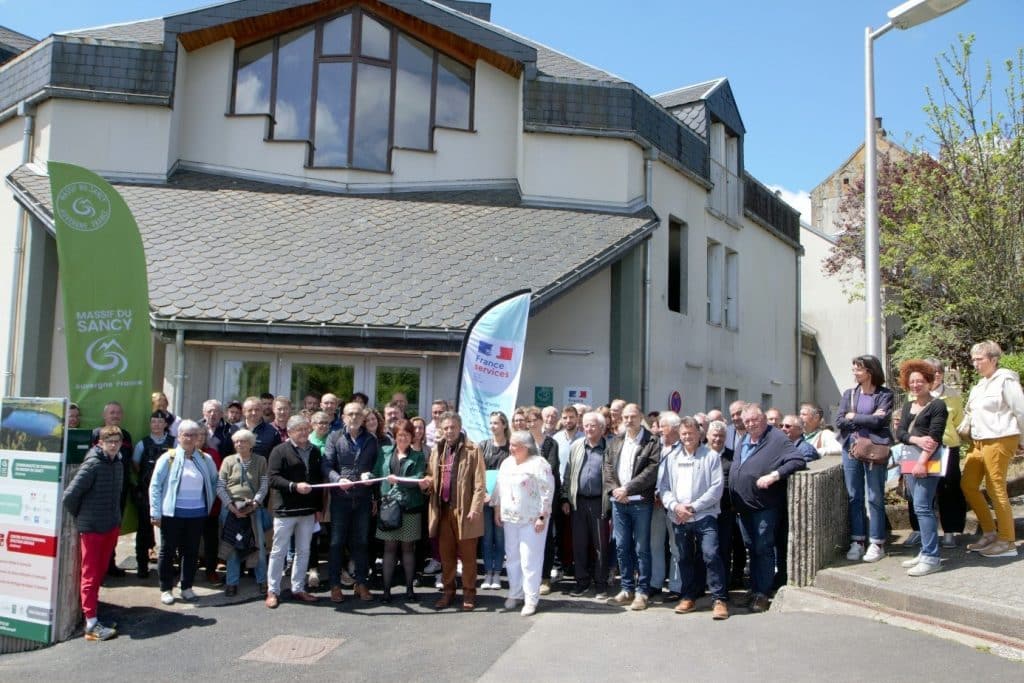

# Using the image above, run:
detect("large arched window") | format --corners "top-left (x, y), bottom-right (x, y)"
top-left (232, 7), bottom-right (474, 171)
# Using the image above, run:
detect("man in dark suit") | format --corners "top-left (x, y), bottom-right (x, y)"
top-left (602, 403), bottom-right (661, 610)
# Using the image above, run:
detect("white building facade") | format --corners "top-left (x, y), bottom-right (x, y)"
top-left (0, 0), bottom-right (801, 423)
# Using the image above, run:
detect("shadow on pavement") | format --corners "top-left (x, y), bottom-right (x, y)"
top-left (99, 602), bottom-right (218, 640)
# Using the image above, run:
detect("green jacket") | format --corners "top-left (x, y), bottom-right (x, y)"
top-left (374, 445), bottom-right (427, 512)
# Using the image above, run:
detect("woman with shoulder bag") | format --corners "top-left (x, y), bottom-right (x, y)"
top-left (835, 355), bottom-right (895, 563)
top-left (217, 429), bottom-right (269, 596)
top-left (961, 341), bottom-right (1023, 558)
top-left (374, 419), bottom-right (426, 602)
top-left (894, 360), bottom-right (948, 576)
top-left (149, 420), bottom-right (220, 606)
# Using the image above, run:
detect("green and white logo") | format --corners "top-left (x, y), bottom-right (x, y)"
top-left (55, 181), bottom-right (111, 232)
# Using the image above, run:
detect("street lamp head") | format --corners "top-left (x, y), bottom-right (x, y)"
top-left (887, 0), bottom-right (969, 30)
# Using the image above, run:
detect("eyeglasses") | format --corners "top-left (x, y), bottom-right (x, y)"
top-left (102, 437), bottom-right (123, 444)
top-left (780, 424), bottom-right (797, 429)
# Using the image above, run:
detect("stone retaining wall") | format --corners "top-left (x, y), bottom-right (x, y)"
top-left (787, 456), bottom-right (848, 587)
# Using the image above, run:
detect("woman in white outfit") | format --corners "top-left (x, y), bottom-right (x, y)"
top-left (492, 430), bottom-right (554, 616)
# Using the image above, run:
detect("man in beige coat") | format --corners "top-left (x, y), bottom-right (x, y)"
top-left (420, 411), bottom-right (486, 610)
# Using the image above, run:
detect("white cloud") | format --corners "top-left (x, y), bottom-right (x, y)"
top-left (768, 185), bottom-right (811, 221)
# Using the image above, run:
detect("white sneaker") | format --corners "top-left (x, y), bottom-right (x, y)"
top-left (846, 542), bottom-right (865, 561)
top-left (907, 561), bottom-right (941, 577)
top-left (521, 603), bottom-right (537, 617)
top-left (180, 588), bottom-right (197, 601)
top-left (456, 560), bottom-right (463, 577)
top-left (434, 575), bottom-right (443, 590)
top-left (423, 559), bottom-right (442, 575)
top-left (160, 591), bottom-right (174, 605)
top-left (904, 531), bottom-right (921, 546)
top-left (901, 554), bottom-right (922, 568)
top-left (306, 569), bottom-right (320, 589)
top-left (862, 543), bottom-right (885, 563)
top-left (481, 572), bottom-right (492, 589)
top-left (549, 568), bottom-right (563, 581)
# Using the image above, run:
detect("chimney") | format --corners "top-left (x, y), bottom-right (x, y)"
top-left (875, 116), bottom-right (886, 138)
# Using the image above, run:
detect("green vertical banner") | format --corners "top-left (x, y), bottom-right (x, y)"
top-left (48, 162), bottom-right (152, 441)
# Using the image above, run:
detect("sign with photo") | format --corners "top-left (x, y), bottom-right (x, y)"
top-left (0, 397), bottom-right (67, 644)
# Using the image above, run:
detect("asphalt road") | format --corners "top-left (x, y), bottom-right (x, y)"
top-left (0, 583), bottom-right (1020, 682)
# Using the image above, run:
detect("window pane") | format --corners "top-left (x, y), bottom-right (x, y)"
top-left (290, 364), bottom-right (354, 406)
top-left (234, 40), bottom-right (273, 113)
top-left (360, 14), bottom-right (391, 60)
top-left (375, 367), bottom-right (420, 413)
top-left (435, 54), bottom-right (470, 129)
top-left (273, 27), bottom-right (314, 140)
top-left (394, 35), bottom-right (432, 150)
top-left (322, 14), bottom-right (352, 55)
top-left (313, 62), bottom-right (352, 166)
top-left (352, 63), bottom-right (391, 170)
top-left (222, 361), bottom-right (270, 404)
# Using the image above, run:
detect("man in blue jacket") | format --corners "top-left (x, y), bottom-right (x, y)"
top-left (322, 402), bottom-right (379, 603)
top-left (729, 404), bottom-right (806, 613)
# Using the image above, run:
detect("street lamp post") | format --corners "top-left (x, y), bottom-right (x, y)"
top-left (863, 0), bottom-right (968, 358)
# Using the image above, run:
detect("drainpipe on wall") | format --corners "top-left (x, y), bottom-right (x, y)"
top-left (795, 245), bottom-right (803, 407)
top-left (3, 102), bottom-right (35, 397)
top-left (642, 147), bottom-right (657, 410)
top-left (173, 328), bottom-right (185, 416)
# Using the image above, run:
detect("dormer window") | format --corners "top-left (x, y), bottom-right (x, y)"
top-left (231, 7), bottom-right (474, 172)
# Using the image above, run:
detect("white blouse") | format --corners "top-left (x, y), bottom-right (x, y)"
top-left (492, 455), bottom-right (555, 524)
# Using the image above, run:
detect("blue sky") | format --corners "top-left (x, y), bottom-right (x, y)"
top-left (3, 0), bottom-right (1021, 216)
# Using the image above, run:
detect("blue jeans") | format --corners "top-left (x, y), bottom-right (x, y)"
top-left (220, 507), bottom-right (266, 585)
top-left (482, 505), bottom-right (505, 573)
top-left (650, 507), bottom-right (681, 593)
top-left (842, 448), bottom-right (888, 544)
top-left (911, 474), bottom-right (941, 562)
top-left (328, 495), bottom-right (371, 587)
top-left (611, 501), bottom-right (653, 594)
top-left (738, 507), bottom-right (778, 597)
top-left (674, 515), bottom-right (726, 601)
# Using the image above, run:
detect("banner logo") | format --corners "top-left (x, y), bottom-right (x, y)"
top-left (55, 182), bottom-right (111, 232)
top-left (85, 336), bottom-right (129, 374)
top-left (477, 341), bottom-right (514, 361)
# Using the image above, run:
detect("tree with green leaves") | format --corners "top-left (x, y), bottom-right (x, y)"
top-left (824, 35), bottom-right (1024, 372)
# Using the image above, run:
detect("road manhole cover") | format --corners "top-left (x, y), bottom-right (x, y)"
top-left (240, 635), bottom-right (344, 665)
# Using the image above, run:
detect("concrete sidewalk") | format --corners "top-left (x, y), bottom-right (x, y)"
top-left (813, 497), bottom-right (1024, 643)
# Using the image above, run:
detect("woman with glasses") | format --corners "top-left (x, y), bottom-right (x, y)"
top-left (492, 431), bottom-right (555, 616)
top-left (217, 429), bottom-right (269, 595)
top-left (479, 411), bottom-right (511, 589)
top-left (835, 354), bottom-right (895, 563)
top-left (961, 340), bottom-right (1023, 558)
top-left (148, 420), bottom-right (219, 605)
top-left (893, 359), bottom-right (948, 576)
top-left (374, 419), bottom-right (427, 601)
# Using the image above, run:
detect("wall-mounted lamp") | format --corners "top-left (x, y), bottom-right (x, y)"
top-left (548, 348), bottom-right (594, 356)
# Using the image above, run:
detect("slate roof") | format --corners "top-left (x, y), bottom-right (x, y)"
top-left (668, 103), bottom-right (706, 138)
top-left (653, 78), bottom-right (722, 109)
top-left (0, 26), bottom-right (38, 53)
top-left (7, 166), bottom-right (656, 333)
top-left (59, 18), bottom-right (166, 45)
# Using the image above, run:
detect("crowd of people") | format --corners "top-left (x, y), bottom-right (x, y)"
top-left (61, 341), bottom-right (1021, 642)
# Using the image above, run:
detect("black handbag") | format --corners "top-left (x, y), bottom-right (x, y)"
top-left (377, 492), bottom-right (403, 531)
top-left (221, 508), bottom-right (256, 554)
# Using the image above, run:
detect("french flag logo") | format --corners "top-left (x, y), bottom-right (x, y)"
top-left (478, 341), bottom-right (513, 360)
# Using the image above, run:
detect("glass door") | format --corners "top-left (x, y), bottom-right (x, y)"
top-left (215, 351), bottom-right (277, 405)
top-left (280, 354), bottom-right (364, 407)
